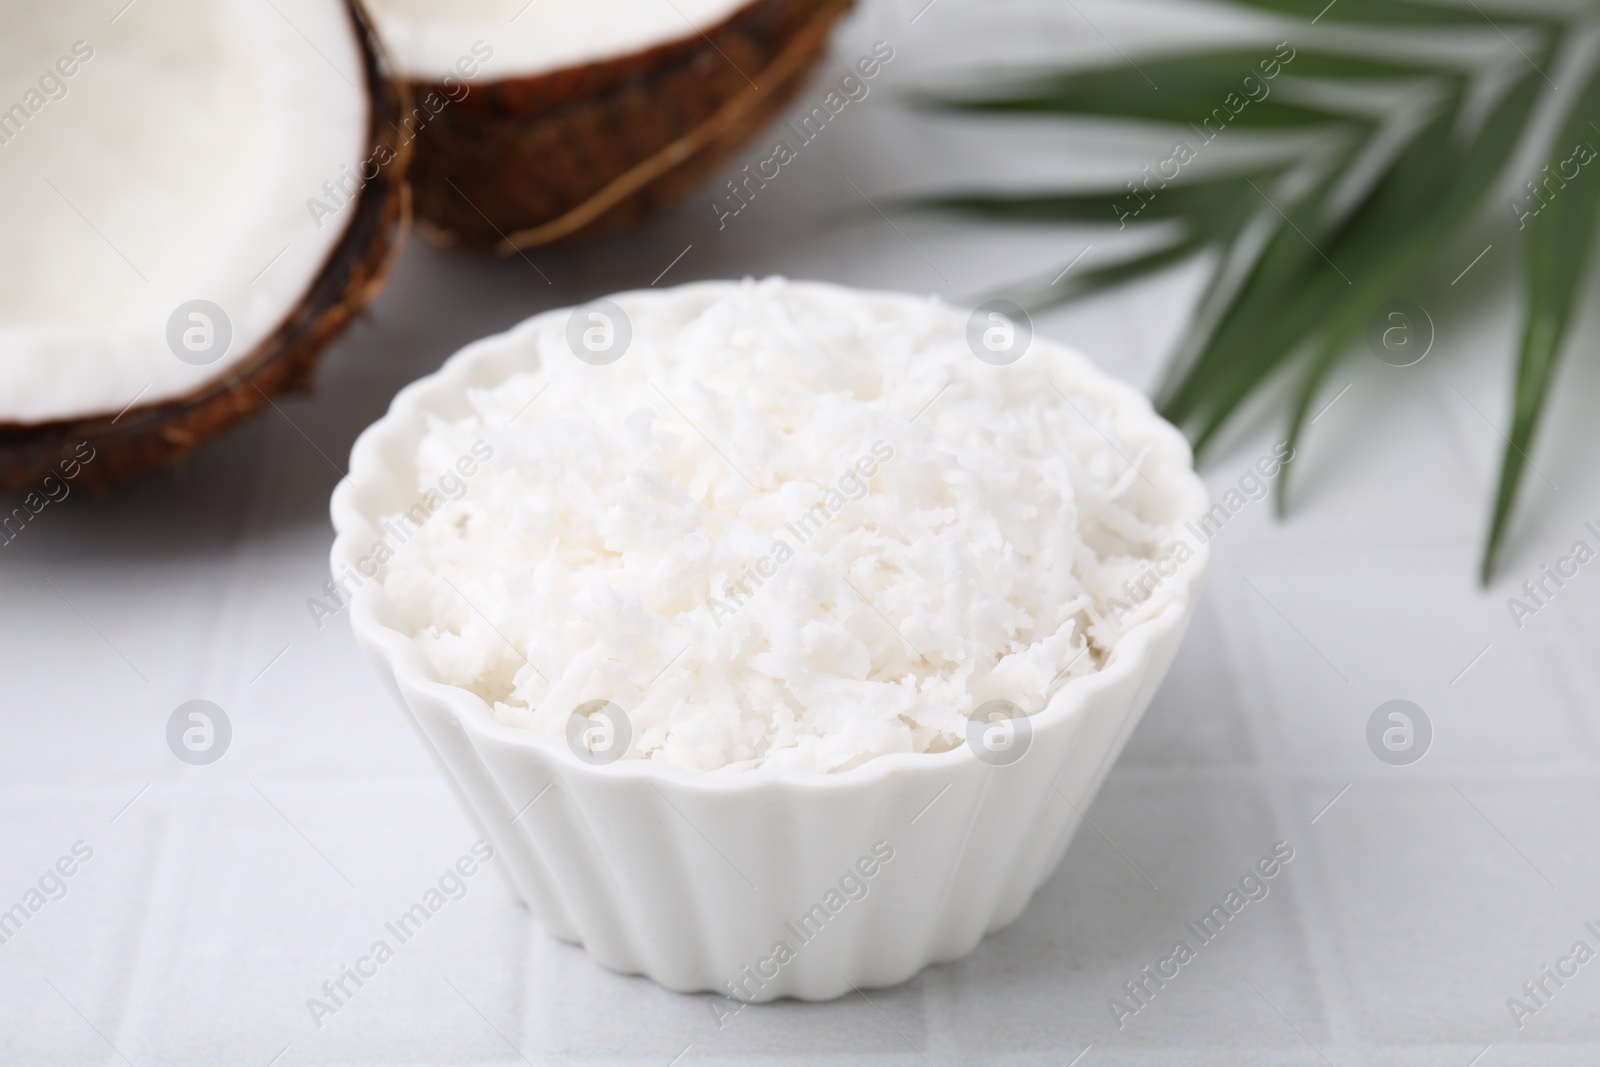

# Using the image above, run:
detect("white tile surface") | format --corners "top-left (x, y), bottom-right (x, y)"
top-left (5, 0), bottom-right (1600, 1063)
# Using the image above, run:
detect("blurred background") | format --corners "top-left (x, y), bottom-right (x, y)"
top-left (4, 0), bottom-right (1600, 1063)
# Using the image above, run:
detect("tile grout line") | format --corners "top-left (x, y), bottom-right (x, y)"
top-left (1207, 567), bottom-right (1363, 1053)
top-left (91, 779), bottom-right (190, 1063)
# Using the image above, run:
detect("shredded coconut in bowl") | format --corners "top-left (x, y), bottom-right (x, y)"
top-left (378, 278), bottom-right (1197, 773)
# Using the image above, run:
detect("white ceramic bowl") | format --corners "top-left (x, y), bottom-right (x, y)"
top-left (330, 280), bottom-right (1210, 1002)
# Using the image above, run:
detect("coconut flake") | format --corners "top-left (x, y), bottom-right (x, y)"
top-left (381, 279), bottom-right (1192, 773)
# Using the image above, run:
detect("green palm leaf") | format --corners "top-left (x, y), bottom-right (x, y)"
top-left (921, 49), bottom-right (1442, 126)
top-left (1483, 59), bottom-right (1600, 579)
top-left (910, 171), bottom-right (1270, 238)
top-left (1223, 0), bottom-right (1533, 25)
top-left (1278, 67), bottom-right (1543, 512)
top-left (917, 1), bottom-right (1580, 581)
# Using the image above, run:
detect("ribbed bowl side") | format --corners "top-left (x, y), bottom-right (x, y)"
top-left (998, 601), bottom-right (1194, 927)
top-left (354, 585), bottom-right (1199, 1001)
top-left (351, 626), bottom-right (584, 943)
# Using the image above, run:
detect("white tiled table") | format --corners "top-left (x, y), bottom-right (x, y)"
top-left (4, 1), bottom-right (1599, 1063)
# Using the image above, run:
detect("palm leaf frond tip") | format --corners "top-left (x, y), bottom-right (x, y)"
top-left (919, 3), bottom-right (1584, 583)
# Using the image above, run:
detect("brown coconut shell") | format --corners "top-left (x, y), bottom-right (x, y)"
top-left (0, 0), bottom-right (410, 494)
top-left (405, 0), bottom-right (855, 252)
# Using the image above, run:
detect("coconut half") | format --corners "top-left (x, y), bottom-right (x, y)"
top-left (0, 0), bottom-right (408, 492)
top-left (366, 0), bottom-right (854, 251)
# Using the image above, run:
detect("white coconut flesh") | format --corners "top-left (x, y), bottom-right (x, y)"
top-left (0, 0), bottom-right (368, 425)
top-left (366, 0), bottom-right (755, 83)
